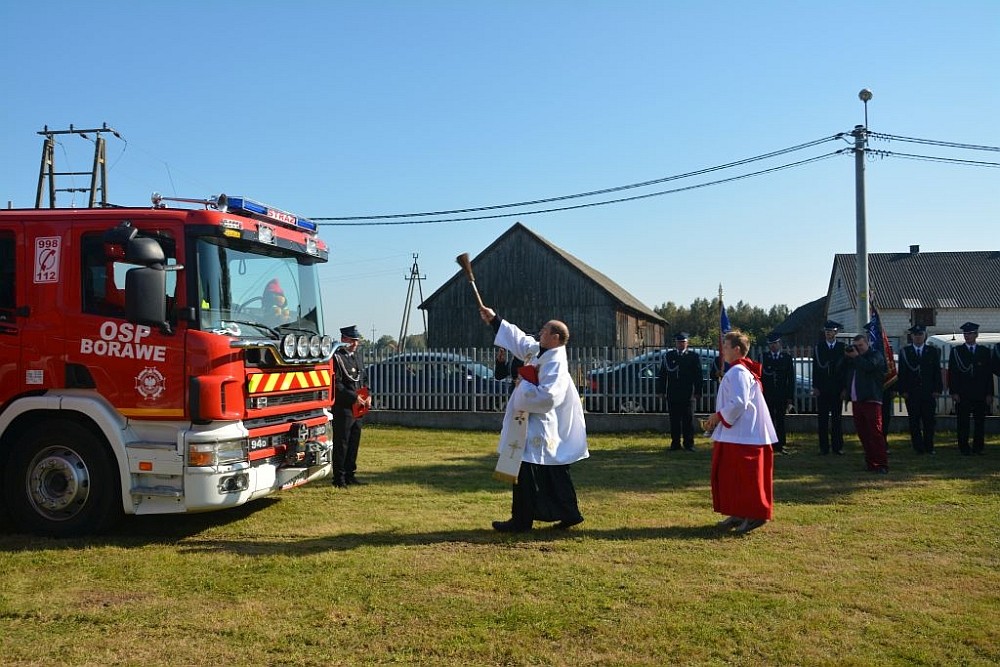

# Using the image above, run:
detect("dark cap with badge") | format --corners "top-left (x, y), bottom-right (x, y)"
top-left (674, 332), bottom-right (690, 341)
top-left (907, 325), bottom-right (927, 335)
top-left (766, 332), bottom-right (782, 344)
top-left (959, 322), bottom-right (979, 334)
top-left (823, 320), bottom-right (842, 331)
top-left (340, 325), bottom-right (362, 340)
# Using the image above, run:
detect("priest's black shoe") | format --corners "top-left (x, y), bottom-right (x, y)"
top-left (553, 516), bottom-right (584, 530)
top-left (492, 520), bottom-right (531, 533)
top-left (332, 476), bottom-right (348, 488)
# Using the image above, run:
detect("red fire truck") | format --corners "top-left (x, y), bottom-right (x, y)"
top-left (0, 194), bottom-right (336, 536)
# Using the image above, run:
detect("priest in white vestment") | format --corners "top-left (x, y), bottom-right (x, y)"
top-left (480, 306), bottom-right (589, 532)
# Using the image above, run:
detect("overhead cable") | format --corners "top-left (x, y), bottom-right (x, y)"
top-left (869, 132), bottom-right (1000, 153)
top-left (874, 150), bottom-right (1000, 168)
top-left (313, 134), bottom-right (847, 221)
top-left (318, 150), bottom-right (848, 226)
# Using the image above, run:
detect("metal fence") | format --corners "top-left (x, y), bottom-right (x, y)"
top-left (359, 344), bottom-right (880, 415)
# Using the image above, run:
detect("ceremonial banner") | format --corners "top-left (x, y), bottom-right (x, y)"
top-left (865, 306), bottom-right (898, 389)
top-left (494, 410), bottom-right (528, 483)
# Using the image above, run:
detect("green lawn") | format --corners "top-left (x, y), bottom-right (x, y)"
top-left (1, 427), bottom-right (997, 666)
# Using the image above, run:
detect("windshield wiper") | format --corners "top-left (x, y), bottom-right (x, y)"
top-left (219, 319), bottom-right (280, 338)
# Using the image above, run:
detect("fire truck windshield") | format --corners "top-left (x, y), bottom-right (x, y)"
top-left (195, 237), bottom-right (324, 337)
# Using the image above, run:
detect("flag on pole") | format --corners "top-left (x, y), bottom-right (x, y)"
top-left (864, 305), bottom-right (898, 389)
top-left (718, 298), bottom-right (732, 377)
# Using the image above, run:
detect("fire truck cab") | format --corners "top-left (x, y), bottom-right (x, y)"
top-left (0, 194), bottom-right (336, 536)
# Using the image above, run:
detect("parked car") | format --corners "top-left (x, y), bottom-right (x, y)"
top-left (365, 351), bottom-right (512, 411)
top-left (584, 347), bottom-right (720, 414)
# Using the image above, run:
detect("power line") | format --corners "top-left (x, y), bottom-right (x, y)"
top-left (868, 132), bottom-right (1000, 153)
top-left (318, 150), bottom-right (848, 227)
top-left (874, 150), bottom-right (1000, 168)
top-left (313, 134), bottom-right (847, 221)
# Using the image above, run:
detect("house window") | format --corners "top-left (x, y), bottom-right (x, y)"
top-left (912, 308), bottom-right (935, 327)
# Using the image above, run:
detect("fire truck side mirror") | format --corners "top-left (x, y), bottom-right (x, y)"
top-left (125, 266), bottom-right (168, 330)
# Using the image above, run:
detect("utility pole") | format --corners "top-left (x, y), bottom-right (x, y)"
top-left (853, 89), bottom-right (873, 332)
top-left (397, 254), bottom-right (427, 351)
top-left (35, 123), bottom-right (122, 208)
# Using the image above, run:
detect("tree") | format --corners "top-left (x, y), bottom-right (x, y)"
top-left (655, 297), bottom-right (791, 348)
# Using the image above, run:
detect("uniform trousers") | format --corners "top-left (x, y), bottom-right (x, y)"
top-left (332, 409), bottom-right (362, 481)
top-left (904, 394), bottom-right (937, 453)
top-left (956, 398), bottom-right (987, 454)
top-left (816, 392), bottom-right (844, 454)
top-left (668, 397), bottom-right (696, 449)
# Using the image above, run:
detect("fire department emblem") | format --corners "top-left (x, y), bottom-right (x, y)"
top-left (135, 367), bottom-right (166, 400)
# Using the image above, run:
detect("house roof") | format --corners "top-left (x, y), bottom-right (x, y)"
top-left (422, 222), bottom-right (666, 324)
top-left (834, 250), bottom-right (1000, 309)
top-left (773, 296), bottom-right (826, 335)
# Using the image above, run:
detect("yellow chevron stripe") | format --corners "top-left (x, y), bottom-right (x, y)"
top-left (249, 368), bottom-right (332, 394)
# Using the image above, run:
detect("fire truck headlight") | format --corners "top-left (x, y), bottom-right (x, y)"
top-left (320, 336), bottom-right (334, 357)
top-left (188, 439), bottom-right (248, 467)
top-left (296, 335), bottom-right (310, 358)
top-left (282, 334), bottom-right (297, 359)
top-left (309, 335), bottom-right (321, 357)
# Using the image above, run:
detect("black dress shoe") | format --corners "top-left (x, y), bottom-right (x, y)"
top-left (492, 520), bottom-right (531, 533)
top-left (553, 516), bottom-right (584, 530)
top-left (345, 476), bottom-right (366, 486)
top-left (332, 479), bottom-right (348, 489)
top-left (735, 518), bottom-right (766, 535)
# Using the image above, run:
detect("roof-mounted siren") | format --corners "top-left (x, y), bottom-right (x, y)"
top-left (151, 192), bottom-right (227, 210)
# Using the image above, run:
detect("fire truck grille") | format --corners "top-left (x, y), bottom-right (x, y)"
top-left (244, 408), bottom-right (327, 431)
top-left (246, 389), bottom-right (329, 410)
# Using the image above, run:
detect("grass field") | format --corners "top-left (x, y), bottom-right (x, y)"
top-left (1, 426), bottom-right (997, 666)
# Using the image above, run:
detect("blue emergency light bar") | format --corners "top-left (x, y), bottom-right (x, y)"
top-left (222, 196), bottom-right (318, 233)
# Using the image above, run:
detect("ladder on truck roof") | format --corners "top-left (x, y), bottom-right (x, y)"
top-left (35, 123), bottom-right (122, 209)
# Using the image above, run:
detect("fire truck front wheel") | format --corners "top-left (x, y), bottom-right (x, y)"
top-left (4, 420), bottom-right (123, 537)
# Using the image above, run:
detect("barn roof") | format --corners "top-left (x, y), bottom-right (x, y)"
top-left (422, 222), bottom-right (666, 324)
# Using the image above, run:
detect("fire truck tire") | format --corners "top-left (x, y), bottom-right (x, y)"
top-left (3, 420), bottom-right (123, 537)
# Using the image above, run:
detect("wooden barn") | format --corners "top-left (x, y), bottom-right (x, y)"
top-left (420, 222), bottom-right (667, 349)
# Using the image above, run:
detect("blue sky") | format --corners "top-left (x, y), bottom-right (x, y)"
top-left (2, 1), bottom-right (997, 341)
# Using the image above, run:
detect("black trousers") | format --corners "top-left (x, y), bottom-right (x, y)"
top-left (956, 397), bottom-right (987, 453)
top-left (668, 398), bottom-right (696, 448)
top-left (905, 394), bottom-right (937, 453)
top-left (332, 408), bottom-right (363, 480)
top-left (767, 399), bottom-right (787, 450)
top-left (816, 392), bottom-right (844, 454)
top-left (509, 462), bottom-right (583, 528)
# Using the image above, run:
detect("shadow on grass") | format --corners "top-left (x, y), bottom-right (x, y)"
top-left (372, 439), bottom-right (998, 507)
top-left (175, 523), bottom-right (734, 556)
top-left (0, 497), bottom-right (281, 546)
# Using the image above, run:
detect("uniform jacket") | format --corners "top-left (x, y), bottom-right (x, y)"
top-left (656, 349), bottom-right (704, 402)
top-left (495, 320), bottom-right (589, 466)
top-left (844, 347), bottom-right (887, 403)
top-left (333, 348), bottom-right (366, 413)
top-left (896, 344), bottom-right (943, 398)
top-left (812, 340), bottom-right (846, 395)
top-left (760, 350), bottom-right (795, 404)
top-left (948, 344), bottom-right (994, 400)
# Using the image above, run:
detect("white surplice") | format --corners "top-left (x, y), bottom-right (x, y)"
top-left (494, 320), bottom-right (589, 471)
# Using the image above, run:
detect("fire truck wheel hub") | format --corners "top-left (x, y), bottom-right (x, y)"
top-left (27, 447), bottom-right (91, 518)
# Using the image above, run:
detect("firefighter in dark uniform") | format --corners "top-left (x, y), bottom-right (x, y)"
top-left (896, 325), bottom-right (943, 454)
top-left (760, 332), bottom-right (795, 454)
top-left (948, 322), bottom-right (993, 455)
top-left (331, 325), bottom-right (371, 487)
top-left (656, 332), bottom-right (704, 451)
top-left (812, 320), bottom-right (847, 455)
